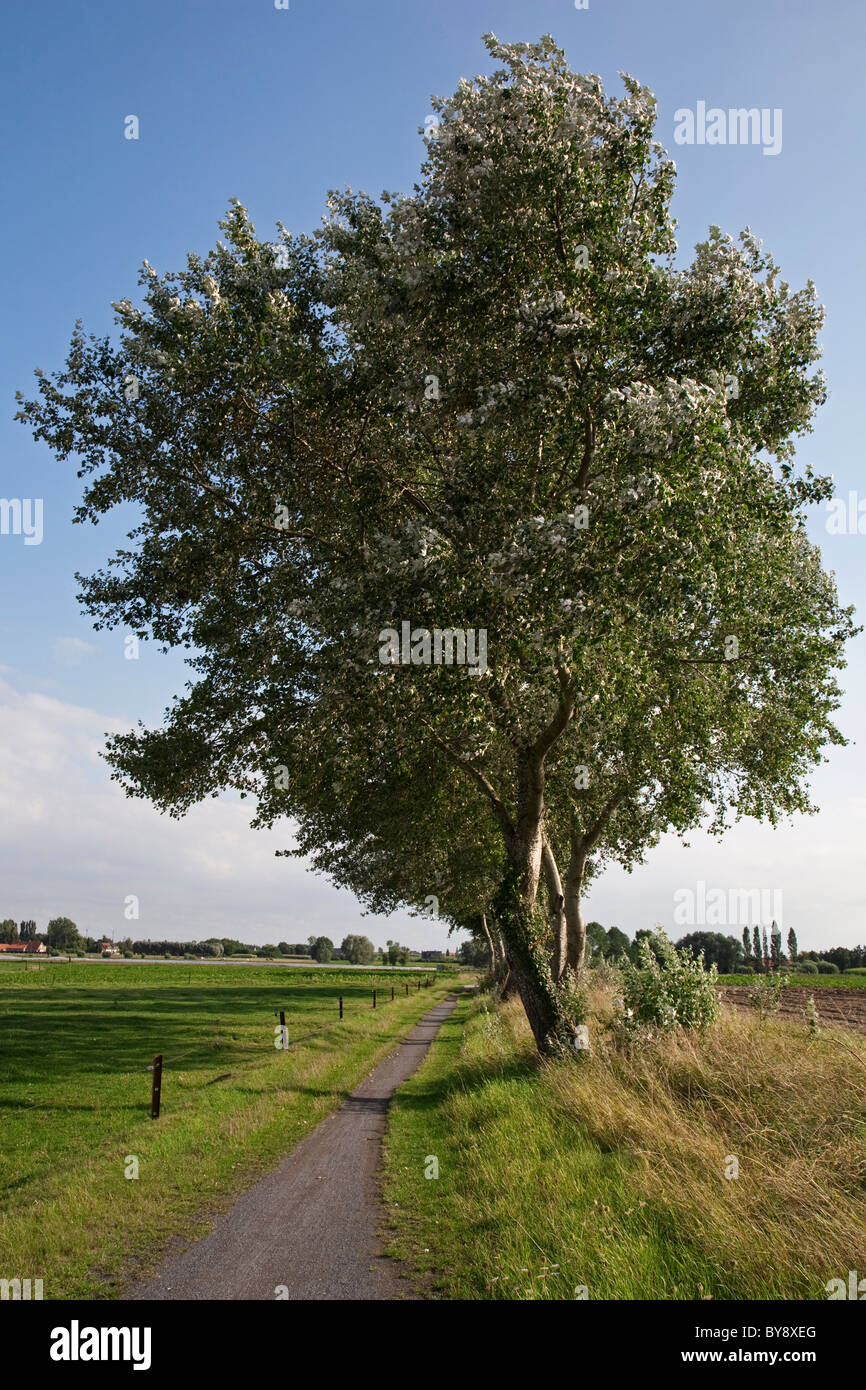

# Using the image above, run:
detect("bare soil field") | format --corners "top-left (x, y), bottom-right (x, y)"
top-left (719, 984), bottom-right (866, 1034)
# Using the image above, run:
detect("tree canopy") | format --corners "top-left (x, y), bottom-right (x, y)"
top-left (17, 33), bottom-right (855, 1051)
top-left (46, 918), bottom-right (82, 952)
top-left (340, 933), bottom-right (375, 965)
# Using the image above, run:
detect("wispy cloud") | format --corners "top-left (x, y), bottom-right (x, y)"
top-left (0, 679), bottom-right (440, 948)
top-left (52, 637), bottom-right (97, 668)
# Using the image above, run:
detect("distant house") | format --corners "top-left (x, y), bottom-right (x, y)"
top-left (0, 941), bottom-right (47, 955)
top-left (99, 940), bottom-right (120, 956)
top-left (421, 950), bottom-right (445, 961)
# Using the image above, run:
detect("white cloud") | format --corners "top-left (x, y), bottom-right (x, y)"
top-left (52, 637), bottom-right (97, 667)
top-left (0, 679), bottom-right (451, 948)
top-left (2, 674), bottom-right (860, 954)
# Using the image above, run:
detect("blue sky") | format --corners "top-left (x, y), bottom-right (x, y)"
top-left (1, 0), bottom-right (865, 950)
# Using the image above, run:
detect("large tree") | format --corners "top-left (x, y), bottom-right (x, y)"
top-left (46, 917), bottom-right (82, 953)
top-left (676, 930), bottom-right (743, 974)
top-left (340, 933), bottom-right (375, 965)
top-left (18, 34), bottom-right (855, 1052)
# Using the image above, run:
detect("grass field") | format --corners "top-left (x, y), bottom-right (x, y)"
top-left (382, 985), bottom-right (866, 1300)
top-left (0, 960), bottom-right (460, 1299)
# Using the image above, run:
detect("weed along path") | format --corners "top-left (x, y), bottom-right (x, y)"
top-left (132, 994), bottom-right (460, 1301)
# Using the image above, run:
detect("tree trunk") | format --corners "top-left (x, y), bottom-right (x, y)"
top-left (564, 836), bottom-right (588, 976)
top-left (479, 913), bottom-right (496, 975)
top-left (541, 837), bottom-right (567, 982)
top-left (492, 863), bottom-right (573, 1054)
top-left (488, 741), bottom-right (581, 1051)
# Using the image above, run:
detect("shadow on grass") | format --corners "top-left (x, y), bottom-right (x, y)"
top-left (0, 980), bottom-right (426, 1083)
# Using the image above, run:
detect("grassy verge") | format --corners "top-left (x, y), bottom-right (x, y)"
top-left (382, 985), bottom-right (866, 1300)
top-left (0, 962), bottom-right (460, 1298)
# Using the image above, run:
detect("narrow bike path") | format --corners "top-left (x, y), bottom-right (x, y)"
top-left (132, 993), bottom-right (459, 1301)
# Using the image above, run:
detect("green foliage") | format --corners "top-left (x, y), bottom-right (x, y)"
top-left (675, 930), bottom-right (743, 973)
top-left (629, 928), bottom-right (666, 965)
top-left (46, 917), bottom-right (82, 952)
top-left (796, 959), bottom-right (818, 974)
top-left (0, 920), bottom-right (19, 944)
top-left (620, 930), bottom-right (720, 1037)
top-left (15, 32), bottom-right (857, 1051)
top-left (746, 972), bottom-right (791, 1017)
top-left (815, 959), bottom-right (840, 974)
top-left (310, 936), bottom-right (334, 963)
top-left (604, 926), bottom-right (631, 960)
top-left (340, 934), bottom-right (375, 965)
top-left (456, 937), bottom-right (490, 968)
top-left (585, 921), bottom-right (607, 957)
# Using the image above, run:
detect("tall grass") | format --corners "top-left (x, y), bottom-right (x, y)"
top-left (383, 985), bottom-right (866, 1300)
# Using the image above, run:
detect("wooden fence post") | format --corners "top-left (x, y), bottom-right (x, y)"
top-left (339, 995), bottom-right (343, 1020)
top-left (373, 988), bottom-right (377, 1009)
top-left (151, 1054), bottom-right (163, 1119)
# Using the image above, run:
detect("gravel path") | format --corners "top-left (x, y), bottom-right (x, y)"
top-left (131, 993), bottom-right (459, 1301)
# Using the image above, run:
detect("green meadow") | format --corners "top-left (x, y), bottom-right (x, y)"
top-left (0, 960), bottom-right (458, 1299)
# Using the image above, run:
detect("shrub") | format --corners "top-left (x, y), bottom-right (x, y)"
top-left (619, 930), bottom-right (720, 1039)
top-left (796, 960), bottom-right (818, 974)
top-left (816, 960), bottom-right (840, 975)
top-left (746, 972), bottom-right (791, 1017)
top-left (732, 964), bottom-right (754, 974)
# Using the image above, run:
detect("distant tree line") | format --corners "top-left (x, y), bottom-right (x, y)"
top-left (4, 914), bottom-right (862, 976)
top-left (577, 921), bottom-right (866, 975)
